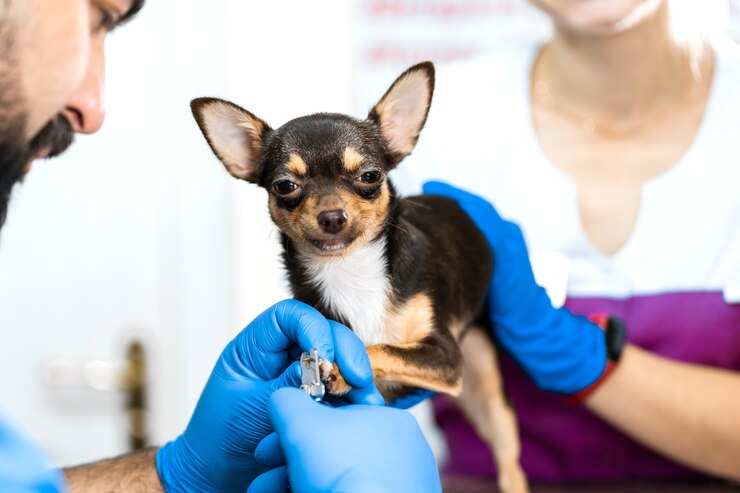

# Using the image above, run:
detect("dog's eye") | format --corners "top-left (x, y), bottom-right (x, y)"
top-left (274, 180), bottom-right (299, 195)
top-left (358, 171), bottom-right (382, 184)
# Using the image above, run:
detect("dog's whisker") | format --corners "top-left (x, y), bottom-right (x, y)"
top-left (398, 198), bottom-right (434, 211)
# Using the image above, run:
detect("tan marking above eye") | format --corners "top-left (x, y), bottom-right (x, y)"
top-left (343, 146), bottom-right (365, 173)
top-left (285, 152), bottom-right (308, 176)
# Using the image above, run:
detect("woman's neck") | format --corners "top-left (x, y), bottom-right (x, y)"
top-left (534, 1), bottom-right (711, 128)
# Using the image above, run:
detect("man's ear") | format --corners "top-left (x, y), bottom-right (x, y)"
top-left (190, 97), bottom-right (271, 182)
top-left (368, 61), bottom-right (435, 166)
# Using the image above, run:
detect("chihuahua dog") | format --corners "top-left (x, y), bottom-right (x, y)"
top-left (191, 62), bottom-right (527, 493)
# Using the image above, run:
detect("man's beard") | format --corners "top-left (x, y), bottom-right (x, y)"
top-left (0, 122), bottom-right (27, 229)
top-left (28, 113), bottom-right (75, 160)
top-left (0, 114), bottom-right (74, 229)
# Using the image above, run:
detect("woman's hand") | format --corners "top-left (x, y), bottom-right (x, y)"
top-left (423, 181), bottom-right (611, 395)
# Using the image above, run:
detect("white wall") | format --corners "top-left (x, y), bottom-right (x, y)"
top-left (225, 0), bottom-right (355, 331)
top-left (0, 0), bottom-right (235, 465)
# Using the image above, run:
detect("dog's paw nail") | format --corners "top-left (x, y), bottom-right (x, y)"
top-left (320, 360), bottom-right (333, 374)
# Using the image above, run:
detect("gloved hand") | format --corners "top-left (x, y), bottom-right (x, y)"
top-left (248, 388), bottom-right (442, 493)
top-left (0, 412), bottom-right (66, 493)
top-left (388, 388), bottom-right (436, 409)
top-left (156, 300), bottom-right (383, 493)
top-left (423, 181), bottom-right (610, 395)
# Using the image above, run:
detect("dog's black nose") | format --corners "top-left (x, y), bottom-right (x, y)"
top-left (317, 209), bottom-right (348, 234)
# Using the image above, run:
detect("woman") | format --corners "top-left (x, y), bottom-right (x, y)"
top-left (397, 0), bottom-right (740, 483)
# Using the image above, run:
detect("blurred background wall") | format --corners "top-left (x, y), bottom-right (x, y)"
top-left (0, 0), bottom-right (737, 468)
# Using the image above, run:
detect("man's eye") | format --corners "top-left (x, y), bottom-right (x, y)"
top-left (94, 6), bottom-right (117, 32)
top-left (358, 171), bottom-right (382, 184)
top-left (274, 180), bottom-right (300, 195)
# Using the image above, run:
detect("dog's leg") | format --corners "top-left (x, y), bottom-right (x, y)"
top-left (323, 333), bottom-right (463, 397)
top-left (456, 326), bottom-right (529, 493)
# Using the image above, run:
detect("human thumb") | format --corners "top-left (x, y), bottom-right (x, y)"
top-left (267, 388), bottom-right (327, 441)
top-left (268, 361), bottom-right (303, 393)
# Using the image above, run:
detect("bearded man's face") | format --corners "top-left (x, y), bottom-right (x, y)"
top-left (0, 0), bottom-right (144, 229)
top-left (0, 99), bottom-right (75, 228)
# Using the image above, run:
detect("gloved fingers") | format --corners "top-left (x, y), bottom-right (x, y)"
top-left (423, 181), bottom-right (522, 256)
top-left (287, 344), bottom-right (303, 362)
top-left (324, 384), bottom-right (384, 407)
top-left (247, 300), bottom-right (334, 364)
top-left (268, 388), bottom-right (328, 447)
top-left (425, 182), bottom-right (533, 270)
top-left (388, 388), bottom-right (436, 409)
top-left (328, 321), bottom-right (384, 405)
top-left (499, 221), bottom-right (531, 259)
top-left (344, 382), bottom-right (385, 406)
top-left (269, 361), bottom-right (303, 392)
top-left (247, 466), bottom-right (289, 493)
top-left (254, 432), bottom-right (285, 468)
top-left (276, 300), bottom-right (335, 363)
top-left (423, 181), bottom-right (503, 219)
top-left (423, 181), bottom-right (479, 204)
top-left (329, 321), bottom-right (373, 388)
top-left (322, 395), bottom-right (351, 407)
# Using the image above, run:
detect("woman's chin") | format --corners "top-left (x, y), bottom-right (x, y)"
top-left (543, 0), bottom-right (662, 38)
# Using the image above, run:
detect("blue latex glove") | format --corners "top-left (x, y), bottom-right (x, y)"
top-left (156, 300), bottom-right (383, 493)
top-left (423, 181), bottom-right (608, 395)
top-left (388, 388), bottom-right (436, 409)
top-left (248, 388), bottom-right (442, 493)
top-left (0, 412), bottom-right (66, 493)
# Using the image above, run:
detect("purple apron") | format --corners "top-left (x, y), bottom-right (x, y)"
top-left (434, 291), bottom-right (740, 481)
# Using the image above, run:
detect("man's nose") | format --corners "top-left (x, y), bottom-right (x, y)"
top-left (62, 40), bottom-right (106, 134)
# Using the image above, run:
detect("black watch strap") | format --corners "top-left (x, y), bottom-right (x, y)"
top-left (604, 316), bottom-right (627, 362)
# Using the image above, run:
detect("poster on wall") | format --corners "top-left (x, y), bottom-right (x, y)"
top-left (728, 0), bottom-right (740, 39)
top-left (353, 0), bottom-right (740, 113)
top-left (352, 0), bottom-right (550, 112)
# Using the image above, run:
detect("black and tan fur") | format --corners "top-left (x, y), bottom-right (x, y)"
top-left (190, 62), bottom-right (528, 493)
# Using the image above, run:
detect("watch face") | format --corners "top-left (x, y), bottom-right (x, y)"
top-left (605, 316), bottom-right (627, 362)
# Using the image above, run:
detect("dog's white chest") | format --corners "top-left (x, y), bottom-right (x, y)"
top-left (301, 238), bottom-right (393, 346)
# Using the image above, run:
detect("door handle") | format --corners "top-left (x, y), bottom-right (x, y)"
top-left (39, 340), bottom-right (150, 451)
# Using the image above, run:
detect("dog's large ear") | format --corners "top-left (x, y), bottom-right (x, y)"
top-left (190, 97), bottom-right (271, 183)
top-left (368, 61), bottom-right (435, 166)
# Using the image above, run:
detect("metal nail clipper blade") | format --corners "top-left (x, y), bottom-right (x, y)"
top-left (299, 348), bottom-right (328, 404)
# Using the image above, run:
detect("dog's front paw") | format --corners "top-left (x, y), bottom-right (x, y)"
top-left (320, 360), bottom-right (352, 396)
